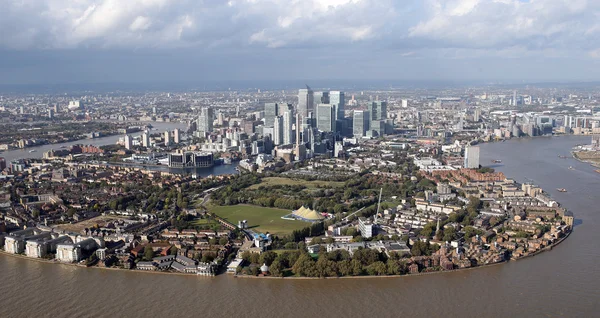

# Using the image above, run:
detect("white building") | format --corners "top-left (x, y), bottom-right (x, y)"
top-left (124, 134), bottom-right (133, 150)
top-left (358, 217), bottom-right (373, 238)
top-left (464, 145), bottom-right (480, 169)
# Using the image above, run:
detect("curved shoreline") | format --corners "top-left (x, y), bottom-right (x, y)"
top-left (0, 230), bottom-right (571, 280)
top-left (234, 230), bottom-right (572, 280)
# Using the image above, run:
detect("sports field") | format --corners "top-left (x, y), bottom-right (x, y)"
top-left (209, 204), bottom-right (309, 236)
top-left (248, 177), bottom-right (344, 190)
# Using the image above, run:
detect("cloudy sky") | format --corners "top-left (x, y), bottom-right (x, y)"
top-left (2, 0), bottom-right (600, 86)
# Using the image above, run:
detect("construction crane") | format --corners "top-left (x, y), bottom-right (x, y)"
top-left (374, 188), bottom-right (383, 224)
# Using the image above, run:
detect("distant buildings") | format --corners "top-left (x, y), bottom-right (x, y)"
top-left (353, 110), bottom-right (370, 138)
top-left (197, 107), bottom-right (214, 136)
top-left (367, 101), bottom-right (387, 136)
top-left (264, 103), bottom-right (279, 128)
top-left (317, 103), bottom-right (336, 132)
top-left (298, 86), bottom-right (314, 118)
top-left (330, 91), bottom-right (345, 120)
top-left (282, 111), bottom-right (294, 145)
top-left (168, 151), bottom-right (214, 168)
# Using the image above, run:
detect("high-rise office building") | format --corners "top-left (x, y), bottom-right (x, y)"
top-left (48, 108), bottom-right (54, 119)
top-left (317, 104), bottom-right (336, 132)
top-left (464, 145), bottom-right (480, 169)
top-left (314, 91), bottom-right (330, 105)
top-left (283, 111), bottom-right (294, 145)
top-left (353, 110), bottom-right (370, 137)
top-left (264, 102), bottom-right (279, 128)
top-left (367, 101), bottom-right (387, 136)
top-left (298, 86), bottom-right (314, 118)
top-left (368, 101), bottom-right (387, 121)
top-left (197, 107), bottom-right (214, 135)
top-left (330, 91), bottom-right (345, 120)
top-left (273, 116), bottom-right (284, 145)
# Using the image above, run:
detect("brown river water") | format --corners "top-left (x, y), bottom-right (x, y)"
top-left (1, 135), bottom-right (598, 317)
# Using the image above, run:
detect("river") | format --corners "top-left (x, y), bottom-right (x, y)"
top-left (0, 122), bottom-right (187, 163)
top-left (1, 135), bottom-right (599, 317)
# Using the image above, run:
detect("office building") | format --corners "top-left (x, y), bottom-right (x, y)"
top-left (273, 115), bottom-right (284, 145)
top-left (168, 152), bottom-right (214, 168)
top-left (402, 99), bottom-right (408, 108)
top-left (353, 110), bottom-right (370, 138)
top-left (283, 111), bottom-right (294, 145)
top-left (48, 108), bottom-right (54, 119)
top-left (317, 104), bottom-right (336, 132)
top-left (464, 145), bottom-right (480, 169)
top-left (330, 91), bottom-right (345, 120)
top-left (368, 101), bottom-right (387, 136)
top-left (264, 103), bottom-right (279, 128)
top-left (197, 107), bottom-right (214, 135)
top-left (314, 91), bottom-right (330, 105)
top-left (298, 86), bottom-right (314, 118)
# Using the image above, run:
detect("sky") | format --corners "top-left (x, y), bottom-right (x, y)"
top-left (2, 0), bottom-right (600, 86)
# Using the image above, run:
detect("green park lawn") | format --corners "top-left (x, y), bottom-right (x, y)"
top-left (248, 177), bottom-right (345, 190)
top-left (209, 204), bottom-right (309, 236)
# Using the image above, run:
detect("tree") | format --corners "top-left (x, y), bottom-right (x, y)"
top-left (219, 237), bottom-right (229, 246)
top-left (270, 257), bottom-right (285, 277)
top-left (259, 251), bottom-right (278, 266)
top-left (366, 261), bottom-right (387, 276)
top-left (143, 246), bottom-right (154, 261)
top-left (292, 253), bottom-right (316, 277)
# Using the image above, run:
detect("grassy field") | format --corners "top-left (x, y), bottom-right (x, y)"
top-left (209, 204), bottom-right (309, 236)
top-left (248, 177), bottom-right (345, 190)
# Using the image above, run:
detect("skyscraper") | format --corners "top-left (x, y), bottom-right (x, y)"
top-left (330, 91), bottom-right (345, 120)
top-left (264, 102), bottom-right (279, 128)
top-left (298, 86), bottom-right (314, 118)
top-left (513, 90), bottom-right (518, 106)
top-left (353, 110), bottom-right (370, 137)
top-left (314, 91), bottom-right (330, 105)
top-left (273, 115), bottom-right (284, 145)
top-left (197, 107), bottom-right (214, 135)
top-left (368, 101), bottom-right (387, 136)
top-left (368, 101), bottom-right (387, 121)
top-left (283, 111), bottom-right (294, 145)
top-left (464, 145), bottom-right (480, 169)
top-left (317, 104), bottom-right (336, 132)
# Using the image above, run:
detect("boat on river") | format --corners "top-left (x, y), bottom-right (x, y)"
top-left (557, 188), bottom-right (567, 192)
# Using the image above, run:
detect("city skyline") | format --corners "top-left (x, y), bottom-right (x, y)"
top-left (2, 1), bottom-right (600, 85)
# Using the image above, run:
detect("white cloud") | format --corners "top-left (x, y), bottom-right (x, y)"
top-left (0, 0), bottom-right (599, 62)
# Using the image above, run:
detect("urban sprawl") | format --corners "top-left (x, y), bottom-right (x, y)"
top-left (1, 84), bottom-right (592, 277)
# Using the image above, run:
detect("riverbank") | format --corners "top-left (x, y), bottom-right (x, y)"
top-left (234, 231), bottom-right (570, 280)
top-left (0, 249), bottom-right (211, 278)
top-left (0, 227), bottom-right (571, 281)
